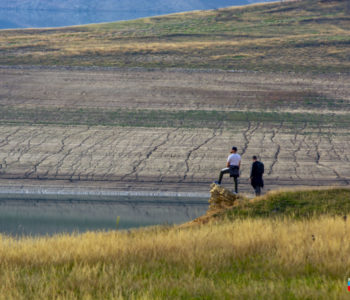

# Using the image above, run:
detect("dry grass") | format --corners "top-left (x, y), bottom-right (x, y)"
top-left (0, 215), bottom-right (349, 299)
top-left (1, 187), bottom-right (350, 298)
top-left (0, 0), bottom-right (349, 72)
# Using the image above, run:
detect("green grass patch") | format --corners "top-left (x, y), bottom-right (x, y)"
top-left (225, 188), bottom-right (350, 219)
top-left (0, 107), bottom-right (349, 128)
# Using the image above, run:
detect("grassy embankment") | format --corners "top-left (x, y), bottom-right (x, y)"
top-left (1, 187), bottom-right (350, 299)
top-left (0, 0), bottom-right (349, 73)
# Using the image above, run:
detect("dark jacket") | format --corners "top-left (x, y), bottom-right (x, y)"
top-left (229, 165), bottom-right (240, 178)
top-left (250, 161), bottom-right (264, 188)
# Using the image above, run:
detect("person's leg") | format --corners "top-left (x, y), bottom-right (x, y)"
top-left (255, 186), bottom-right (261, 196)
top-left (233, 176), bottom-right (238, 193)
top-left (217, 168), bottom-right (230, 184)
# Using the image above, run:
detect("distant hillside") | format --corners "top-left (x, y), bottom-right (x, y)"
top-left (0, 0), bottom-right (349, 73)
top-left (0, 0), bottom-right (257, 11)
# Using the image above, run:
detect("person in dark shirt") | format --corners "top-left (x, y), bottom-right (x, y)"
top-left (250, 156), bottom-right (264, 196)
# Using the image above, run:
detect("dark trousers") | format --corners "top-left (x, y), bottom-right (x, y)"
top-left (218, 168), bottom-right (239, 193)
top-left (254, 185), bottom-right (261, 196)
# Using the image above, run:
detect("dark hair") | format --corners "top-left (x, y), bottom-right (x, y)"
top-left (232, 146), bottom-right (237, 152)
top-left (252, 155), bottom-right (257, 160)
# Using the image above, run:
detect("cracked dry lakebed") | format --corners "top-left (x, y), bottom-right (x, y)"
top-left (0, 67), bottom-right (349, 234)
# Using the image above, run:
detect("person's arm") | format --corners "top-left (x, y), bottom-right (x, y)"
top-left (226, 161), bottom-right (230, 168)
top-left (238, 160), bottom-right (241, 169)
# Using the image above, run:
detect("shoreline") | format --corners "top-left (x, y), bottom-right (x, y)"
top-left (0, 186), bottom-right (209, 202)
top-left (0, 178), bottom-right (348, 202)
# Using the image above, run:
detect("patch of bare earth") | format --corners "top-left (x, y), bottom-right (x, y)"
top-left (0, 122), bottom-right (349, 193)
top-left (1, 67), bottom-right (349, 113)
top-left (0, 67), bottom-right (349, 193)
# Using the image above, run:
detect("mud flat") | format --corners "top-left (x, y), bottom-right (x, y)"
top-left (0, 67), bottom-right (349, 194)
top-left (0, 124), bottom-right (349, 193)
top-left (1, 67), bottom-right (349, 113)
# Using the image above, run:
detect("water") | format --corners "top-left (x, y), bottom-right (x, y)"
top-left (0, 1), bottom-right (275, 29)
top-left (0, 195), bottom-right (208, 236)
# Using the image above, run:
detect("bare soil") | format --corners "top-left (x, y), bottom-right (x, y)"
top-left (0, 120), bottom-right (349, 193)
top-left (0, 67), bottom-right (349, 194)
top-left (1, 67), bottom-right (349, 113)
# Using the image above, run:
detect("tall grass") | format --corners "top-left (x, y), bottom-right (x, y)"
top-left (1, 215), bottom-right (349, 299)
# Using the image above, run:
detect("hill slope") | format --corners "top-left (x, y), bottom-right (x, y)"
top-left (0, 0), bottom-right (349, 73)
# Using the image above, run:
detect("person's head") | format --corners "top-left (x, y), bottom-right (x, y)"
top-left (252, 155), bottom-right (257, 161)
top-left (231, 146), bottom-right (237, 154)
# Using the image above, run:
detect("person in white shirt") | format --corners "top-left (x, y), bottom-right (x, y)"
top-left (215, 146), bottom-right (241, 193)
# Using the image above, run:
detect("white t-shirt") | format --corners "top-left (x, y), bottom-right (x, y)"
top-left (227, 153), bottom-right (241, 167)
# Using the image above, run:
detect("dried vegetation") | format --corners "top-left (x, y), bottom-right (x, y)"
top-left (0, 0), bottom-right (349, 73)
top-left (1, 187), bottom-right (350, 299)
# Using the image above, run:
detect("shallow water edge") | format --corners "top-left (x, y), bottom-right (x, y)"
top-left (0, 187), bottom-right (209, 236)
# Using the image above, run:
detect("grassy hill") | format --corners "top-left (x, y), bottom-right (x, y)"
top-left (1, 187), bottom-right (350, 299)
top-left (0, 0), bottom-right (349, 73)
